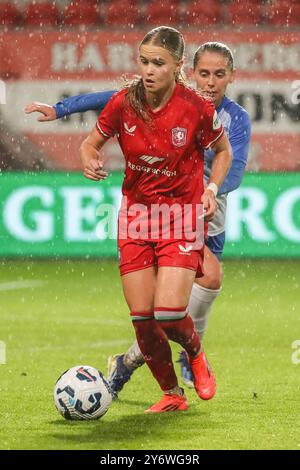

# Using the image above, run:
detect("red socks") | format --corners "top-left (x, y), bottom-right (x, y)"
top-left (131, 307), bottom-right (201, 393)
top-left (154, 307), bottom-right (201, 358)
top-left (131, 312), bottom-right (178, 391)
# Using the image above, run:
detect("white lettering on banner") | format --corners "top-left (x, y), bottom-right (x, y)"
top-left (52, 43), bottom-right (106, 72)
top-left (52, 43), bottom-right (78, 71)
top-left (60, 188), bottom-right (104, 242)
top-left (226, 188), bottom-right (275, 242)
top-left (107, 43), bottom-right (135, 72)
top-left (2, 183), bottom-right (300, 249)
top-left (263, 44), bottom-right (300, 72)
top-left (46, 40), bottom-right (297, 74)
top-left (78, 44), bottom-right (105, 72)
top-left (52, 42), bottom-right (136, 73)
top-left (273, 188), bottom-right (300, 242)
top-left (187, 42), bottom-right (300, 73)
top-left (3, 187), bottom-right (54, 241)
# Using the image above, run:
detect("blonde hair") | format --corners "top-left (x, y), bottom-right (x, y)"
top-left (125, 26), bottom-right (186, 122)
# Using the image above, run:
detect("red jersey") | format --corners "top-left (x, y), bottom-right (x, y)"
top-left (96, 83), bottom-right (224, 208)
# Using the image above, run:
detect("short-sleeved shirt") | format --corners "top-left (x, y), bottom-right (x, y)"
top-left (96, 83), bottom-right (224, 210)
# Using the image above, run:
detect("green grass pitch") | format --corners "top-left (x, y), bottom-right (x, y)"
top-left (0, 259), bottom-right (300, 450)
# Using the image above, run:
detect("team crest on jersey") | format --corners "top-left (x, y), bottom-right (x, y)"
top-left (171, 127), bottom-right (187, 147)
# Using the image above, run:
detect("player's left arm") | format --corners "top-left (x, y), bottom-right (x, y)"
top-left (202, 133), bottom-right (232, 220)
top-left (218, 111), bottom-right (251, 195)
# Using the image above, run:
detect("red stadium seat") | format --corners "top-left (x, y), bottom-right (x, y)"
top-left (143, 0), bottom-right (181, 26)
top-left (265, 0), bottom-right (300, 26)
top-left (227, 1), bottom-right (263, 26)
top-left (0, 3), bottom-right (21, 26)
top-left (185, 1), bottom-right (221, 26)
top-left (105, 0), bottom-right (139, 26)
top-left (64, 1), bottom-right (100, 26)
top-left (24, 2), bottom-right (61, 27)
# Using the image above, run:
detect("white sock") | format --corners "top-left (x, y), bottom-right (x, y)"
top-left (124, 340), bottom-right (144, 371)
top-left (164, 385), bottom-right (184, 396)
top-left (188, 283), bottom-right (221, 340)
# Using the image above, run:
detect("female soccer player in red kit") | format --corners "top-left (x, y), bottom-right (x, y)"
top-left (80, 26), bottom-right (232, 413)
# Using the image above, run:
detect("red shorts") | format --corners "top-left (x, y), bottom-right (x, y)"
top-left (118, 238), bottom-right (204, 277)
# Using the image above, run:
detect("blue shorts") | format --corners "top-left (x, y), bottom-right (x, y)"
top-left (206, 232), bottom-right (225, 261)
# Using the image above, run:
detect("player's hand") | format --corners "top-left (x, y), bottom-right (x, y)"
top-left (24, 102), bottom-right (57, 121)
top-left (201, 188), bottom-right (217, 221)
top-left (83, 159), bottom-right (108, 181)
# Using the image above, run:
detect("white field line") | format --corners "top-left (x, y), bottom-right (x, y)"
top-left (0, 280), bottom-right (46, 291)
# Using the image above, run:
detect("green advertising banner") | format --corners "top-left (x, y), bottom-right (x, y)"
top-left (0, 172), bottom-right (123, 257)
top-left (224, 173), bottom-right (300, 257)
top-left (0, 172), bottom-right (299, 258)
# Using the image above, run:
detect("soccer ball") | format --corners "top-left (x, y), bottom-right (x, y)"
top-left (54, 365), bottom-right (112, 420)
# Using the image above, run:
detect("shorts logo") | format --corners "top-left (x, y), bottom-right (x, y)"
top-left (179, 244), bottom-right (193, 256)
top-left (172, 127), bottom-right (187, 147)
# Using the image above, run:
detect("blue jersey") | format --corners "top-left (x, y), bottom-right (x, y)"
top-left (54, 91), bottom-right (251, 196)
top-left (54, 90), bottom-right (116, 118)
top-left (205, 96), bottom-right (251, 195)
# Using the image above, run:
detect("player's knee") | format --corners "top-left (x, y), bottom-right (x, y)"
top-left (198, 262), bottom-right (223, 290)
top-left (210, 267), bottom-right (223, 290)
top-left (206, 273), bottom-right (222, 290)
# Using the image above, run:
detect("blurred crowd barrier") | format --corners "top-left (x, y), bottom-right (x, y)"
top-left (0, 29), bottom-right (299, 172)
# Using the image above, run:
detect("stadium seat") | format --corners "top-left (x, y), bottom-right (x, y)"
top-left (227, 1), bottom-right (263, 26)
top-left (24, 2), bottom-right (61, 27)
top-left (265, 0), bottom-right (300, 26)
top-left (185, 1), bottom-right (221, 26)
top-left (143, 0), bottom-right (181, 26)
top-left (64, 1), bottom-right (100, 26)
top-left (0, 3), bottom-right (21, 26)
top-left (105, 0), bottom-right (139, 26)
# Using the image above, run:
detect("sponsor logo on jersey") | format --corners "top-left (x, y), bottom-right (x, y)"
top-left (213, 110), bottom-right (222, 130)
top-left (179, 244), bottom-right (193, 255)
top-left (171, 127), bottom-right (187, 147)
top-left (139, 155), bottom-right (165, 165)
top-left (124, 123), bottom-right (136, 136)
top-left (128, 161), bottom-right (176, 177)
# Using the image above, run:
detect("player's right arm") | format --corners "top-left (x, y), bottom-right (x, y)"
top-left (24, 90), bottom-right (117, 121)
top-left (80, 89), bottom-right (124, 182)
top-left (80, 127), bottom-right (109, 182)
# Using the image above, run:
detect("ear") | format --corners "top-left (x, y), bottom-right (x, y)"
top-left (229, 68), bottom-right (236, 84)
top-left (176, 59), bottom-right (184, 75)
top-left (187, 67), bottom-right (195, 81)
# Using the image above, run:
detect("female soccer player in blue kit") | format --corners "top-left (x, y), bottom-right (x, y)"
top-left (25, 41), bottom-right (251, 400)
